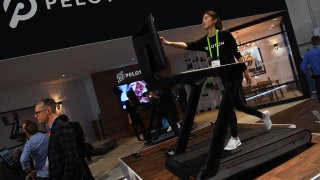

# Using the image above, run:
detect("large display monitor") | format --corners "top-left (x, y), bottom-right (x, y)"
top-left (117, 80), bottom-right (151, 110)
top-left (132, 14), bottom-right (167, 77)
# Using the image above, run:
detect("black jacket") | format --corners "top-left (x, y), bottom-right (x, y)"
top-left (48, 118), bottom-right (88, 180)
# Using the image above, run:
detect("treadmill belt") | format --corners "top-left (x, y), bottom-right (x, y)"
top-left (187, 127), bottom-right (268, 151)
top-left (166, 127), bottom-right (311, 179)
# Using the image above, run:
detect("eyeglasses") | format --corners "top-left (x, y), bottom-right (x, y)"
top-left (34, 109), bottom-right (47, 117)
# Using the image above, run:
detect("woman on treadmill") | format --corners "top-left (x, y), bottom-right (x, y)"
top-left (160, 10), bottom-right (272, 150)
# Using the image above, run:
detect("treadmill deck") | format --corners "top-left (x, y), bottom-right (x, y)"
top-left (119, 124), bottom-right (313, 180)
top-left (166, 127), bottom-right (311, 179)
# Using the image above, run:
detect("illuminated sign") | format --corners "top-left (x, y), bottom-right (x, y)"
top-left (116, 70), bottom-right (142, 83)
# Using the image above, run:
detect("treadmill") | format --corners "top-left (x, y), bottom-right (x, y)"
top-left (132, 13), bottom-right (312, 180)
top-left (166, 127), bottom-right (311, 179)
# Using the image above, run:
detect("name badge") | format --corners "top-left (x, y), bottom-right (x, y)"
top-left (211, 60), bottom-right (221, 67)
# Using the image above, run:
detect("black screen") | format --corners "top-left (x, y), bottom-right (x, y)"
top-left (132, 14), bottom-right (167, 76)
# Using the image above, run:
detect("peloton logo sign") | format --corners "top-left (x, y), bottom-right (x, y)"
top-left (3, 0), bottom-right (110, 28)
top-left (116, 70), bottom-right (142, 83)
top-left (3, 0), bottom-right (37, 28)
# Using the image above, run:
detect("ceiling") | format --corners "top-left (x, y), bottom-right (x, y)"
top-left (0, 11), bottom-right (282, 91)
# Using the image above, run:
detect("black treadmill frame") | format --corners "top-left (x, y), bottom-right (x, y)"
top-left (132, 13), bottom-right (249, 179)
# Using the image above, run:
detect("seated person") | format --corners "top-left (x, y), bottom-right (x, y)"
top-left (20, 120), bottom-right (49, 180)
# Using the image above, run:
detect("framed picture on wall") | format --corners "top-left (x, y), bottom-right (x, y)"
top-left (240, 46), bottom-right (266, 76)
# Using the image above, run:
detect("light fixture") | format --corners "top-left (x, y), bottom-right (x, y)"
top-left (56, 101), bottom-right (62, 109)
top-left (273, 43), bottom-right (279, 50)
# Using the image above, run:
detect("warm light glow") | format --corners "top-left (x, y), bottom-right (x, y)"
top-left (56, 101), bottom-right (62, 109)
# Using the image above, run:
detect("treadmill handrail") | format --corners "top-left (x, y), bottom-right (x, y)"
top-left (158, 62), bottom-right (247, 88)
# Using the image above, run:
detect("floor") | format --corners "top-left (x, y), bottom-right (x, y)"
top-left (88, 98), bottom-right (308, 180)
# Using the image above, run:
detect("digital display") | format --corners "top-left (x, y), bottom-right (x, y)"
top-left (117, 80), bottom-right (150, 109)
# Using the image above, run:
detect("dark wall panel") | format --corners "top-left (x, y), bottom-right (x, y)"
top-left (91, 64), bottom-right (142, 139)
top-left (91, 58), bottom-right (174, 140)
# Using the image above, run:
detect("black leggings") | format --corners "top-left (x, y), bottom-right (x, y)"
top-left (221, 75), bottom-right (263, 137)
top-left (131, 114), bottom-right (146, 140)
top-left (314, 76), bottom-right (320, 101)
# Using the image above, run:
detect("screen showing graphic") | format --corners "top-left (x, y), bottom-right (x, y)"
top-left (117, 80), bottom-right (150, 109)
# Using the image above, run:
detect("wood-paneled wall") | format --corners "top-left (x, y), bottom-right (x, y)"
top-left (91, 64), bottom-right (142, 140)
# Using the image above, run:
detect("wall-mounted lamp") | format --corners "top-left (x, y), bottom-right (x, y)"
top-left (273, 43), bottom-right (279, 50)
top-left (56, 101), bottom-right (62, 109)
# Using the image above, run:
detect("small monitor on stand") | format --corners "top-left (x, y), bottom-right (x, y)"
top-left (0, 148), bottom-right (18, 169)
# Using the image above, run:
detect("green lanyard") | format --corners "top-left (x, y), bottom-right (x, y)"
top-left (207, 30), bottom-right (219, 60)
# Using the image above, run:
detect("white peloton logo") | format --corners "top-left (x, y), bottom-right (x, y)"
top-left (3, 0), bottom-right (110, 28)
top-left (116, 70), bottom-right (142, 83)
top-left (3, 0), bottom-right (37, 28)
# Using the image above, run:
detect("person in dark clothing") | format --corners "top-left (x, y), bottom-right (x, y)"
top-left (176, 83), bottom-right (188, 113)
top-left (59, 114), bottom-right (94, 180)
top-left (160, 10), bottom-right (272, 150)
top-left (34, 98), bottom-right (92, 180)
top-left (157, 88), bottom-right (180, 136)
top-left (126, 90), bottom-right (147, 141)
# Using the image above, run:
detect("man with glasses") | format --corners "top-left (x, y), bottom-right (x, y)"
top-left (34, 98), bottom-right (92, 180)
